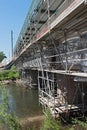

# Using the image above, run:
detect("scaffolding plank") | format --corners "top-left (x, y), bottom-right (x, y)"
top-left (38, 68), bottom-right (87, 77)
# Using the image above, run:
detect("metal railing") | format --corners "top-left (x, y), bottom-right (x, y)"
top-left (14, 0), bottom-right (43, 53)
top-left (14, 0), bottom-right (85, 61)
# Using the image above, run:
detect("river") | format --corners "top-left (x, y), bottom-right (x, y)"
top-left (0, 84), bottom-right (86, 130)
top-left (3, 84), bottom-right (42, 119)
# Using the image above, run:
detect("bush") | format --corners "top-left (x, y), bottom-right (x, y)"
top-left (0, 66), bottom-right (20, 81)
top-left (0, 70), bottom-right (9, 80)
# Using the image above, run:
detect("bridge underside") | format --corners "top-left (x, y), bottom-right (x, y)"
top-left (13, 0), bottom-right (87, 119)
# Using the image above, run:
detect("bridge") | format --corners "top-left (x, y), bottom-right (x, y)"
top-left (12, 0), bottom-right (87, 119)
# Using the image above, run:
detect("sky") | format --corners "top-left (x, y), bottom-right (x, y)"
top-left (0, 0), bottom-right (32, 59)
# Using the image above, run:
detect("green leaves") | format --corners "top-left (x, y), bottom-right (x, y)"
top-left (0, 51), bottom-right (6, 62)
top-left (8, 66), bottom-right (20, 79)
top-left (73, 118), bottom-right (87, 130)
top-left (0, 66), bottom-right (20, 80)
top-left (0, 86), bottom-right (21, 130)
top-left (41, 109), bottom-right (61, 130)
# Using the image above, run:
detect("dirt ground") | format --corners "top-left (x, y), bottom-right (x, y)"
top-left (20, 115), bottom-right (44, 130)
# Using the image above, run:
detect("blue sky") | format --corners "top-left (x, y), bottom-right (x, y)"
top-left (0, 0), bottom-right (32, 59)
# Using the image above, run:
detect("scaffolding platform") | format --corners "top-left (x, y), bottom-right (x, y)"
top-left (38, 69), bottom-right (87, 78)
top-left (39, 96), bottom-right (79, 114)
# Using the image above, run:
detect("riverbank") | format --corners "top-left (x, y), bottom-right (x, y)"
top-left (20, 115), bottom-right (44, 130)
top-left (0, 78), bottom-right (37, 90)
top-left (0, 80), bottom-right (15, 85)
top-left (0, 79), bottom-right (31, 89)
top-left (16, 79), bottom-right (37, 89)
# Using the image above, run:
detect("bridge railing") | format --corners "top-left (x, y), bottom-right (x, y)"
top-left (14, 0), bottom-right (83, 58)
top-left (15, 0), bottom-right (43, 49)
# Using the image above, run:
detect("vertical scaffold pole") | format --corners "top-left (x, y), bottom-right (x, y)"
top-left (82, 82), bottom-right (85, 118)
top-left (11, 30), bottom-right (13, 58)
top-left (64, 30), bottom-right (68, 72)
top-left (47, 0), bottom-right (51, 32)
top-left (52, 73), bottom-right (56, 118)
top-left (38, 70), bottom-right (40, 98)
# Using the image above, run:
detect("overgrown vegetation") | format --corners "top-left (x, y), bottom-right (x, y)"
top-left (72, 118), bottom-right (87, 130)
top-left (0, 86), bottom-right (21, 130)
top-left (40, 109), bottom-right (87, 130)
top-left (0, 66), bottom-right (20, 81)
top-left (41, 109), bottom-right (61, 130)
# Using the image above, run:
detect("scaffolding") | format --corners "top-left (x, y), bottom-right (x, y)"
top-left (13, 0), bottom-right (87, 120)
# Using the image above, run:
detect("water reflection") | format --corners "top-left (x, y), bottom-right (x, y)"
top-left (5, 84), bottom-right (42, 119)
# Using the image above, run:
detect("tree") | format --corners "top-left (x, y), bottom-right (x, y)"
top-left (0, 52), bottom-right (6, 62)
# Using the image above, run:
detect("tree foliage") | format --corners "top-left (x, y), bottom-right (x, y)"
top-left (0, 66), bottom-right (20, 81)
top-left (0, 52), bottom-right (6, 62)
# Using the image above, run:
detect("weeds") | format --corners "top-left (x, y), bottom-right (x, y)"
top-left (0, 86), bottom-right (21, 130)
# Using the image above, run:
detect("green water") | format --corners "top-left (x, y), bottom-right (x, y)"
top-left (4, 84), bottom-right (42, 119)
